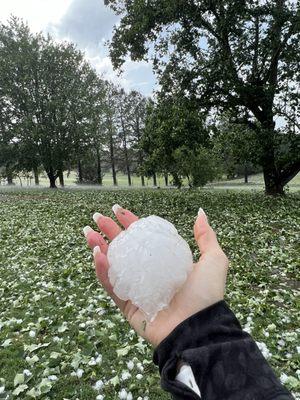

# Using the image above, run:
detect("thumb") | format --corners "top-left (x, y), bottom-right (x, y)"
top-left (194, 208), bottom-right (220, 255)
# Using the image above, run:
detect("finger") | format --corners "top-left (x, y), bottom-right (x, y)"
top-left (83, 226), bottom-right (109, 254)
top-left (93, 213), bottom-right (122, 240)
top-left (194, 208), bottom-right (220, 255)
top-left (112, 204), bottom-right (139, 229)
top-left (93, 246), bottom-right (126, 311)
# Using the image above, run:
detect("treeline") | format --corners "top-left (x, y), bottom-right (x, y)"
top-left (0, 17), bottom-right (154, 188)
top-left (4, 11), bottom-right (298, 192)
top-left (0, 17), bottom-right (258, 189)
top-left (104, 0), bottom-right (299, 195)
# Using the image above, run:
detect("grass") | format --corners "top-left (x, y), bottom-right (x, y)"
top-left (0, 188), bottom-right (299, 399)
top-left (7, 172), bottom-right (166, 189)
top-left (5, 171), bottom-right (300, 192)
top-left (207, 172), bottom-right (300, 192)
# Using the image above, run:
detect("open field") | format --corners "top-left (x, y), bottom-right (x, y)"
top-left (207, 173), bottom-right (300, 192)
top-left (1, 172), bottom-right (165, 189)
top-left (3, 172), bottom-right (300, 192)
top-left (0, 188), bottom-right (299, 399)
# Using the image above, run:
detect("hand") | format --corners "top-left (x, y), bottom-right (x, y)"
top-left (83, 206), bottom-right (229, 347)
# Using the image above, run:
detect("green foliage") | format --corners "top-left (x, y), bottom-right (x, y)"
top-left (173, 146), bottom-right (221, 187)
top-left (212, 114), bottom-right (262, 179)
top-left (0, 18), bottom-right (109, 188)
top-left (105, 0), bottom-right (300, 194)
top-left (0, 188), bottom-right (299, 398)
top-left (142, 96), bottom-right (216, 186)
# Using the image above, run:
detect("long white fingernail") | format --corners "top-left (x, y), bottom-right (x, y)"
top-left (83, 226), bottom-right (93, 237)
top-left (112, 204), bottom-right (122, 214)
top-left (198, 208), bottom-right (207, 218)
top-left (93, 246), bottom-right (101, 256)
top-left (93, 212), bottom-right (103, 224)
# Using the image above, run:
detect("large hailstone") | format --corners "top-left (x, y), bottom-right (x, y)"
top-left (107, 215), bottom-right (193, 321)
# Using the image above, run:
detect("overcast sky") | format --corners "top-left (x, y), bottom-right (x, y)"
top-left (0, 0), bottom-right (156, 96)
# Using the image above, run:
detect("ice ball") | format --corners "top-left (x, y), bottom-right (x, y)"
top-left (107, 215), bottom-right (193, 321)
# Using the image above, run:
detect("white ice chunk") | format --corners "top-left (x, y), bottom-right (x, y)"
top-left (107, 215), bottom-right (193, 321)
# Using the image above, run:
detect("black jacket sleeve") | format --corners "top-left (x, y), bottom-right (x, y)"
top-left (153, 301), bottom-right (293, 400)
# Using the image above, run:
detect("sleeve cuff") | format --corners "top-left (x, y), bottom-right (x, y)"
top-left (153, 301), bottom-right (293, 400)
top-left (153, 300), bottom-right (243, 372)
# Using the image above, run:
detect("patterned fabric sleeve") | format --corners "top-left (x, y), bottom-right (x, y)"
top-left (153, 301), bottom-right (293, 400)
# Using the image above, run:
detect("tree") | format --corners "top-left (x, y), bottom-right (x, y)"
top-left (34, 38), bottom-right (96, 188)
top-left (113, 89), bottom-right (149, 186)
top-left (142, 96), bottom-right (212, 187)
top-left (105, 0), bottom-right (300, 194)
top-left (103, 82), bottom-right (120, 186)
top-left (213, 114), bottom-right (262, 182)
top-left (129, 90), bottom-right (148, 186)
top-left (173, 145), bottom-right (220, 187)
top-left (0, 91), bottom-right (19, 184)
top-left (72, 70), bottom-right (107, 186)
top-left (89, 79), bottom-right (108, 186)
top-left (116, 88), bottom-right (133, 185)
top-left (0, 17), bottom-right (102, 188)
top-left (0, 138), bottom-right (19, 185)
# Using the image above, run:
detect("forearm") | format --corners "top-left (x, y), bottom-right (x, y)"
top-left (153, 301), bottom-right (293, 400)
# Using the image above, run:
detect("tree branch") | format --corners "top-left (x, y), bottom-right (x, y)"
top-left (274, 106), bottom-right (300, 130)
top-left (252, 11), bottom-right (260, 79)
top-left (263, 11), bottom-right (298, 85)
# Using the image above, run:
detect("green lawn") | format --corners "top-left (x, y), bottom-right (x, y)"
top-left (9, 171), bottom-right (300, 193)
top-left (12, 172), bottom-right (166, 188)
top-left (207, 172), bottom-right (300, 192)
top-left (0, 189), bottom-right (299, 399)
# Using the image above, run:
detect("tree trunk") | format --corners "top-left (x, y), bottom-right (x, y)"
top-left (260, 120), bottom-right (284, 195)
top-left (120, 111), bottom-right (131, 186)
top-left (58, 170), bottom-right (64, 187)
top-left (109, 133), bottom-right (117, 186)
top-left (262, 153), bottom-right (300, 195)
top-left (47, 166), bottom-right (57, 189)
top-left (172, 173), bottom-right (182, 188)
top-left (77, 160), bottom-right (83, 184)
top-left (126, 165), bottom-right (131, 186)
top-left (96, 147), bottom-right (102, 185)
top-left (126, 164), bottom-right (131, 186)
top-left (48, 175), bottom-right (57, 188)
top-left (136, 119), bottom-right (145, 187)
top-left (164, 174), bottom-right (168, 186)
top-left (153, 173), bottom-right (157, 186)
top-left (6, 165), bottom-right (13, 185)
top-left (7, 174), bottom-right (13, 185)
top-left (244, 163), bottom-right (248, 184)
top-left (33, 167), bottom-right (39, 186)
top-left (263, 168), bottom-right (284, 195)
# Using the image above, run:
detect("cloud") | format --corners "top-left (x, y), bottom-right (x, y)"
top-left (90, 55), bottom-right (156, 95)
top-left (0, 0), bottom-right (156, 95)
top-left (0, 0), bottom-right (73, 33)
top-left (49, 0), bottom-right (156, 96)
top-left (49, 0), bottom-right (119, 52)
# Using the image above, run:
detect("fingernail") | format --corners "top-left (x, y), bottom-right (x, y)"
top-left (198, 208), bottom-right (207, 219)
top-left (93, 212), bottom-right (103, 224)
top-left (112, 204), bottom-right (122, 214)
top-left (93, 246), bottom-right (101, 256)
top-left (83, 226), bottom-right (93, 237)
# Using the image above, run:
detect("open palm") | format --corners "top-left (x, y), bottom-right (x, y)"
top-left (84, 206), bottom-right (228, 347)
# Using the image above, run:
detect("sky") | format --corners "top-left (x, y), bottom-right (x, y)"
top-left (0, 0), bottom-right (156, 96)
